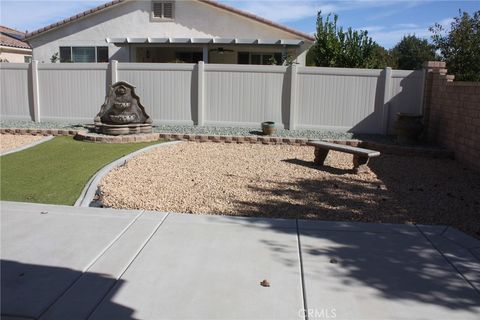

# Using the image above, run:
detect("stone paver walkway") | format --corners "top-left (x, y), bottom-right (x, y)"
top-left (1, 201), bottom-right (479, 319)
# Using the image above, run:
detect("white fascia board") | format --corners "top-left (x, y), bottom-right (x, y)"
top-left (191, 38), bottom-right (213, 44)
top-left (106, 37), bottom-right (127, 43)
top-left (234, 38), bottom-right (257, 44)
top-left (281, 39), bottom-right (304, 45)
top-left (126, 37), bottom-right (148, 43)
top-left (257, 39), bottom-right (281, 45)
top-left (213, 38), bottom-right (235, 44)
top-left (169, 38), bottom-right (192, 43)
top-left (147, 38), bottom-right (169, 43)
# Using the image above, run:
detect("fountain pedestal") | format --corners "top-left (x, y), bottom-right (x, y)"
top-left (95, 123), bottom-right (152, 135)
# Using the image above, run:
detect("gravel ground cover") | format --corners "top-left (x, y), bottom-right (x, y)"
top-left (0, 120), bottom-right (394, 143)
top-left (100, 142), bottom-right (480, 238)
top-left (0, 120), bottom-right (83, 129)
top-left (0, 134), bottom-right (44, 153)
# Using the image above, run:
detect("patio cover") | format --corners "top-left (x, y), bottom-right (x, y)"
top-left (105, 37), bottom-right (304, 46)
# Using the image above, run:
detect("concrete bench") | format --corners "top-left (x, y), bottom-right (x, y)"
top-left (307, 140), bottom-right (381, 173)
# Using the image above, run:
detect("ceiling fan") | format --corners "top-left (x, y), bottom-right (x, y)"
top-left (209, 47), bottom-right (235, 55)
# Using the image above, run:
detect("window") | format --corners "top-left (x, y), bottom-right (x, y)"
top-left (24, 56), bottom-right (32, 63)
top-left (238, 52), bottom-right (283, 65)
top-left (72, 47), bottom-right (95, 62)
top-left (59, 46), bottom-right (71, 62)
top-left (152, 1), bottom-right (174, 20)
top-left (96, 47), bottom-right (109, 62)
top-left (59, 46), bottom-right (108, 63)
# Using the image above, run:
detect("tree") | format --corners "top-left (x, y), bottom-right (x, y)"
top-left (309, 11), bottom-right (384, 68)
top-left (391, 35), bottom-right (436, 70)
top-left (310, 12), bottom-right (341, 67)
top-left (430, 10), bottom-right (480, 81)
top-left (369, 44), bottom-right (396, 69)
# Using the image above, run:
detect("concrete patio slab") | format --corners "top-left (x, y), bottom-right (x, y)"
top-left (472, 248), bottom-right (480, 261)
top-left (39, 214), bottom-right (168, 320)
top-left (442, 227), bottom-right (480, 250)
top-left (298, 219), bottom-right (419, 235)
top-left (1, 201), bottom-right (479, 320)
top-left (0, 201), bottom-right (165, 319)
top-left (89, 213), bottom-right (303, 320)
top-left (299, 225), bottom-right (480, 320)
top-left (417, 225), bottom-right (480, 295)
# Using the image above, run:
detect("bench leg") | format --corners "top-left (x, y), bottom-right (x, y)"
top-left (353, 155), bottom-right (370, 173)
top-left (314, 147), bottom-right (329, 166)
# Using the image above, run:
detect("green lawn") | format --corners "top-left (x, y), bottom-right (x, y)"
top-left (0, 137), bottom-right (161, 205)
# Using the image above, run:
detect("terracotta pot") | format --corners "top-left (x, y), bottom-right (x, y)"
top-left (394, 113), bottom-right (423, 144)
top-left (261, 121), bottom-right (276, 135)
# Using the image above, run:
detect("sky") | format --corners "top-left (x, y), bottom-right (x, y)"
top-left (1, 0), bottom-right (478, 48)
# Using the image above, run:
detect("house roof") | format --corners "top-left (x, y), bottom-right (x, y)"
top-left (198, 0), bottom-right (314, 42)
top-left (25, 0), bottom-right (315, 42)
top-left (0, 25), bottom-right (31, 49)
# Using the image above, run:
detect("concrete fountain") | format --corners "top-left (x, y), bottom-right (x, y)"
top-left (94, 81), bottom-right (153, 135)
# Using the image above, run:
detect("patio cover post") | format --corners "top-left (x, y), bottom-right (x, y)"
top-left (202, 46), bottom-right (209, 63)
top-left (30, 60), bottom-right (41, 122)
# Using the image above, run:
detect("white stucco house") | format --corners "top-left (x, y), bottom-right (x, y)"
top-left (25, 0), bottom-right (314, 65)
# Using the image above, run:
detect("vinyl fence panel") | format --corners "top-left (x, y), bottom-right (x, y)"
top-left (387, 70), bottom-right (425, 133)
top-left (1, 61), bottom-right (425, 135)
top-left (204, 64), bottom-right (288, 127)
top-left (296, 67), bottom-right (384, 133)
top-left (37, 63), bottom-right (108, 122)
top-left (0, 63), bottom-right (31, 120)
top-left (118, 63), bottom-right (195, 125)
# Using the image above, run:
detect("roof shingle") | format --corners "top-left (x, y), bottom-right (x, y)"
top-left (0, 25), bottom-right (31, 49)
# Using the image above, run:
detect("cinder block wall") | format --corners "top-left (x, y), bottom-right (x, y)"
top-left (423, 61), bottom-right (480, 171)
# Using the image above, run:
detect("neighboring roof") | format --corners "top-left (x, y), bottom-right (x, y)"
top-left (0, 25), bottom-right (31, 49)
top-left (25, 0), bottom-right (314, 42)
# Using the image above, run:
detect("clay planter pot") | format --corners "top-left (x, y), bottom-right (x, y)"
top-left (394, 113), bottom-right (423, 145)
top-left (261, 121), bottom-right (276, 136)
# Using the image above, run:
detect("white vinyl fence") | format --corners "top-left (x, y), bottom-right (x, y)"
top-left (0, 61), bottom-right (425, 134)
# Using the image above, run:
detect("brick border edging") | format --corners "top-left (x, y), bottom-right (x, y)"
top-left (0, 127), bottom-right (77, 136)
top-left (1, 128), bottom-right (454, 158)
top-left (158, 132), bottom-right (312, 145)
top-left (75, 131), bottom-right (161, 143)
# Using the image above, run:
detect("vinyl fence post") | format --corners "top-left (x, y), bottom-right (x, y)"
top-left (197, 61), bottom-right (205, 126)
top-left (110, 60), bottom-right (118, 84)
top-left (382, 67), bottom-right (392, 134)
top-left (288, 64), bottom-right (298, 130)
top-left (30, 60), bottom-right (41, 122)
